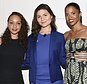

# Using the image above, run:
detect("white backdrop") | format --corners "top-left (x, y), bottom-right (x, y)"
top-left (0, 0), bottom-right (87, 84)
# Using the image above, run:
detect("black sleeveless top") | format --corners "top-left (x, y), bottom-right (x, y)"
top-left (0, 39), bottom-right (25, 84)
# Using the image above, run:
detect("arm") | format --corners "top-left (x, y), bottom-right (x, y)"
top-left (59, 35), bottom-right (66, 69)
top-left (21, 51), bottom-right (30, 70)
top-left (21, 37), bottom-right (31, 70)
top-left (74, 51), bottom-right (87, 61)
top-left (64, 31), bottom-right (69, 41)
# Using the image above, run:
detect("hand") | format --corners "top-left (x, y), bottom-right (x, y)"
top-left (74, 51), bottom-right (87, 61)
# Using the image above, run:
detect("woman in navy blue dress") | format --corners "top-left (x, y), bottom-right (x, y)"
top-left (22, 4), bottom-right (66, 84)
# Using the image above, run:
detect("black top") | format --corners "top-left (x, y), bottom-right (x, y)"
top-left (0, 39), bottom-right (25, 84)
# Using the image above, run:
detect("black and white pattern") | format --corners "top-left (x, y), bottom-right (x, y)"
top-left (64, 38), bottom-right (87, 84)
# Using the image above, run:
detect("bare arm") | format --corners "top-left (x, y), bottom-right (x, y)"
top-left (64, 31), bottom-right (69, 41)
top-left (74, 51), bottom-right (87, 61)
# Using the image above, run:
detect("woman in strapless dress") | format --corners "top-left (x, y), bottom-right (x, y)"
top-left (64, 2), bottom-right (87, 84)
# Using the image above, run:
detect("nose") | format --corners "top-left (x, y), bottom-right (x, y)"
top-left (13, 24), bottom-right (17, 28)
top-left (68, 14), bottom-right (73, 20)
top-left (41, 17), bottom-right (44, 21)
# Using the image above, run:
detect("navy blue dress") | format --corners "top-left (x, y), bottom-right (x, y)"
top-left (0, 39), bottom-right (25, 84)
top-left (31, 34), bottom-right (63, 84)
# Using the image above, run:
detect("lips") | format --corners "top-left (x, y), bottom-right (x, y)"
top-left (12, 29), bottom-right (17, 31)
top-left (41, 22), bottom-right (46, 24)
top-left (69, 19), bottom-right (74, 23)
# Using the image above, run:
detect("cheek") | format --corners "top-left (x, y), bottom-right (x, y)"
top-left (47, 17), bottom-right (52, 23)
top-left (18, 24), bottom-right (21, 28)
top-left (18, 27), bottom-right (21, 31)
top-left (66, 17), bottom-right (69, 21)
top-left (73, 15), bottom-right (77, 18)
top-left (37, 19), bottom-right (41, 24)
top-left (8, 24), bottom-right (12, 28)
top-left (72, 14), bottom-right (79, 18)
top-left (8, 25), bottom-right (12, 30)
top-left (66, 16), bottom-right (70, 21)
top-left (65, 17), bottom-right (69, 23)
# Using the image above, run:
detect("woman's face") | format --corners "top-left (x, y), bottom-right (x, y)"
top-left (36, 9), bottom-right (52, 28)
top-left (65, 6), bottom-right (81, 27)
top-left (8, 15), bottom-right (22, 36)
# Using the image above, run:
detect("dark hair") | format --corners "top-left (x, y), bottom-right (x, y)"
top-left (65, 2), bottom-right (82, 23)
top-left (32, 3), bottom-right (57, 35)
top-left (65, 2), bottom-right (81, 13)
top-left (2, 12), bottom-right (29, 51)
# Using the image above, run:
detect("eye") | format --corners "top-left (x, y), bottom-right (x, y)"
top-left (65, 13), bottom-right (68, 17)
top-left (71, 12), bottom-right (75, 15)
top-left (44, 14), bottom-right (47, 16)
top-left (37, 15), bottom-right (41, 19)
top-left (9, 21), bottom-right (13, 24)
top-left (17, 22), bottom-right (21, 25)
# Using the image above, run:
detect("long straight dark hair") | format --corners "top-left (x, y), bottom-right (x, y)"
top-left (32, 4), bottom-right (57, 36)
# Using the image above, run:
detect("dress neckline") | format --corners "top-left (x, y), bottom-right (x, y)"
top-left (66, 38), bottom-right (87, 42)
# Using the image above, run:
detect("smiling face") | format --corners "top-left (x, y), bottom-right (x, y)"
top-left (65, 6), bottom-right (81, 27)
top-left (36, 9), bottom-right (52, 29)
top-left (8, 15), bottom-right (22, 38)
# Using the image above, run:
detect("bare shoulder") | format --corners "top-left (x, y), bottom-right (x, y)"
top-left (64, 31), bottom-right (70, 40)
top-left (85, 26), bottom-right (87, 31)
top-left (82, 26), bottom-right (87, 34)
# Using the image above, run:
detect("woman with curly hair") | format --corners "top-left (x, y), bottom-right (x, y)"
top-left (0, 12), bottom-right (29, 84)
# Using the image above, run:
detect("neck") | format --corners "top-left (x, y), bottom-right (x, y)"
top-left (11, 34), bottom-right (18, 39)
top-left (40, 26), bottom-right (51, 35)
top-left (72, 22), bottom-right (83, 32)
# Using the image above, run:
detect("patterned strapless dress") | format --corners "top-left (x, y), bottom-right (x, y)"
top-left (64, 38), bottom-right (87, 84)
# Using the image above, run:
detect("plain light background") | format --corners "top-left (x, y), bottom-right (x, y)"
top-left (0, 0), bottom-right (87, 84)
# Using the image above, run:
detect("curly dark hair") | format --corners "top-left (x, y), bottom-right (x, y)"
top-left (32, 4), bottom-right (57, 36)
top-left (1, 12), bottom-right (29, 51)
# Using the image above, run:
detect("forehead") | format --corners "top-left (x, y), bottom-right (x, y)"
top-left (37, 9), bottom-right (49, 15)
top-left (65, 6), bottom-right (79, 12)
top-left (9, 15), bottom-right (21, 21)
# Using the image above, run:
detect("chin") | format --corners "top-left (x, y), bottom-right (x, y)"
top-left (11, 32), bottom-right (18, 35)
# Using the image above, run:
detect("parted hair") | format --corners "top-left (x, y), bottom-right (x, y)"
top-left (1, 12), bottom-right (29, 51)
top-left (32, 4), bottom-right (57, 36)
top-left (65, 2), bottom-right (82, 23)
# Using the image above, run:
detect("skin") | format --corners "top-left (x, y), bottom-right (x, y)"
top-left (64, 6), bottom-right (87, 61)
top-left (64, 6), bottom-right (87, 40)
top-left (65, 6), bottom-right (81, 27)
top-left (74, 51), bottom-right (87, 61)
top-left (7, 15), bottom-right (22, 39)
top-left (36, 9), bottom-right (53, 35)
top-left (0, 15), bottom-right (22, 45)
